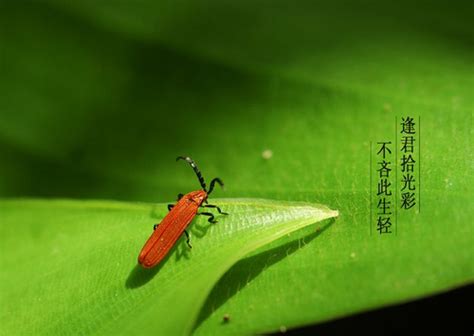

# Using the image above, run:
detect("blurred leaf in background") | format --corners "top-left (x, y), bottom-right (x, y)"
top-left (0, 0), bottom-right (473, 335)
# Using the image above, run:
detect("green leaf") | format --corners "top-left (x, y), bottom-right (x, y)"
top-left (0, 198), bottom-right (338, 335)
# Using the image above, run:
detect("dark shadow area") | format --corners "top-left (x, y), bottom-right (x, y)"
top-left (194, 218), bottom-right (335, 329)
top-left (0, 138), bottom-right (137, 199)
top-left (125, 263), bottom-right (164, 289)
top-left (267, 284), bottom-right (473, 335)
top-left (155, 0), bottom-right (474, 59)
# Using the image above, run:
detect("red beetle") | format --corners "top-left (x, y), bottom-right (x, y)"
top-left (138, 156), bottom-right (227, 268)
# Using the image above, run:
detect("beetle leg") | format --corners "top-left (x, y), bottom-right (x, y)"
top-left (183, 230), bottom-right (192, 249)
top-left (202, 204), bottom-right (229, 215)
top-left (198, 212), bottom-right (217, 224)
top-left (168, 194), bottom-right (183, 211)
top-left (153, 224), bottom-right (159, 230)
top-left (208, 177), bottom-right (224, 195)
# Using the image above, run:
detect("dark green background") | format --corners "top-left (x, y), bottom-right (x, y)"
top-left (1, 0), bottom-right (472, 204)
top-left (1, 0), bottom-right (473, 334)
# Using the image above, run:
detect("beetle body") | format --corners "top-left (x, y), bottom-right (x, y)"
top-left (137, 156), bottom-right (227, 269)
top-left (138, 190), bottom-right (207, 268)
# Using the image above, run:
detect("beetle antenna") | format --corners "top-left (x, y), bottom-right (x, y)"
top-left (176, 156), bottom-right (207, 191)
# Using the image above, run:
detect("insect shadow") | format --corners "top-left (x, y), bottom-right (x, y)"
top-left (192, 218), bottom-right (336, 331)
top-left (174, 220), bottom-right (213, 261)
top-left (125, 204), bottom-right (217, 289)
top-left (126, 261), bottom-right (165, 289)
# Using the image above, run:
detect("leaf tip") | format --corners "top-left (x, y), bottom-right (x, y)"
top-left (329, 209), bottom-right (339, 218)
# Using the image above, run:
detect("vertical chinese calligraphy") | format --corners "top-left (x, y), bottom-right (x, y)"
top-left (370, 116), bottom-right (420, 235)
top-left (376, 141), bottom-right (393, 234)
top-left (400, 117), bottom-right (417, 210)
